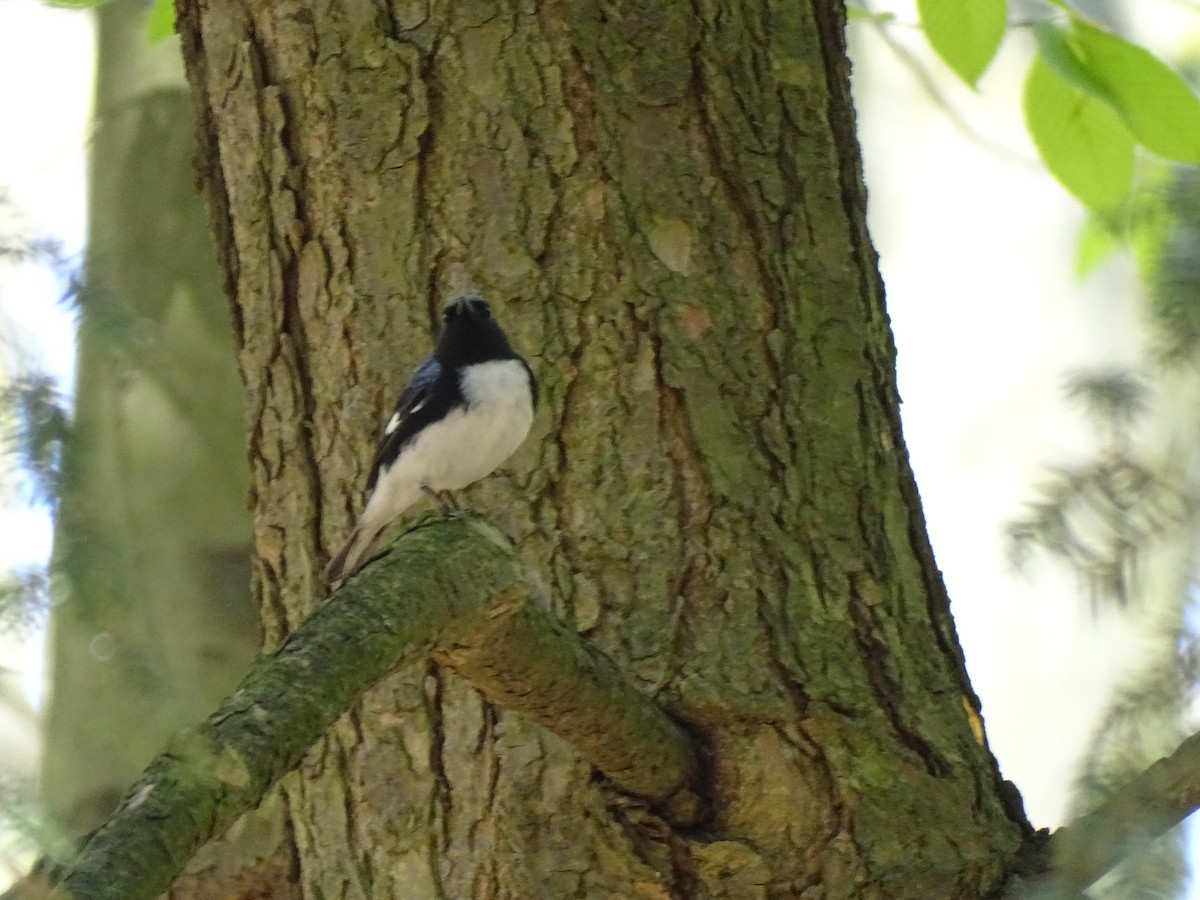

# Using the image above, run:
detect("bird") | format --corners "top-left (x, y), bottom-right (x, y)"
top-left (324, 294), bottom-right (537, 583)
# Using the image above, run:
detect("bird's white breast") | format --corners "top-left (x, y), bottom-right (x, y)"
top-left (384, 358), bottom-right (534, 496)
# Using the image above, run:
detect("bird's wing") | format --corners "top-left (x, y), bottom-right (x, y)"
top-left (365, 355), bottom-right (442, 493)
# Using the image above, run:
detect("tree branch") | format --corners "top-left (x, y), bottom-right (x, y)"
top-left (1010, 729), bottom-right (1200, 896)
top-left (48, 517), bottom-right (702, 900)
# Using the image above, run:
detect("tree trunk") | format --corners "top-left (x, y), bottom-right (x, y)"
top-left (176, 1), bottom-right (1030, 896)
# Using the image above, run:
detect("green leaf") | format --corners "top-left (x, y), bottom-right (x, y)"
top-left (147, 0), bottom-right (176, 43)
top-left (917, 0), bottom-right (1007, 87)
top-left (1024, 56), bottom-right (1135, 211)
top-left (1032, 22), bottom-right (1114, 104)
top-left (1071, 20), bottom-right (1200, 163)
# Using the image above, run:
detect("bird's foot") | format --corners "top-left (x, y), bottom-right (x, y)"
top-left (421, 485), bottom-right (464, 518)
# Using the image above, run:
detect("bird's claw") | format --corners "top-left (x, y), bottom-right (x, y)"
top-left (421, 485), bottom-right (463, 518)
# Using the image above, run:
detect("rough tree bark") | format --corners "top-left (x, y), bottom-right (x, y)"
top-left (174, 1), bottom-right (1030, 896)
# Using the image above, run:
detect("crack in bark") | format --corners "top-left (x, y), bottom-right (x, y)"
top-left (424, 661), bottom-right (454, 853)
top-left (333, 724), bottom-right (373, 895)
top-left (687, 1), bottom-right (784, 390)
top-left (544, 303), bottom-right (590, 626)
top-left (770, 720), bottom-right (850, 887)
top-left (755, 592), bottom-right (811, 719)
top-left (847, 574), bottom-right (950, 779)
top-left (481, 703), bottom-right (501, 822)
top-left (551, 2), bottom-right (598, 166)
top-left (651, 337), bottom-right (714, 689)
top-left (257, 74), bottom-right (330, 593)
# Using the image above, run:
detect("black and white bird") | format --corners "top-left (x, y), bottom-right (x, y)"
top-left (324, 295), bottom-right (537, 583)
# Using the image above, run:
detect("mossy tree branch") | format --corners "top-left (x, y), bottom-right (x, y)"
top-left (49, 517), bottom-right (701, 900)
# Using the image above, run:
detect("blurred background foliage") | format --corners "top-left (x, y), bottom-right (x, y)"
top-left (0, 1), bottom-right (258, 872)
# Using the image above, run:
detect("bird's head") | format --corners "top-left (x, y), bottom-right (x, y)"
top-left (435, 294), bottom-right (514, 366)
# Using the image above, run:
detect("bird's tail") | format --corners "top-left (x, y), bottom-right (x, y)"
top-left (324, 520), bottom-right (387, 584)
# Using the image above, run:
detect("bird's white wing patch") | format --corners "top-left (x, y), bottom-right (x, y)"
top-left (384, 396), bottom-right (429, 437)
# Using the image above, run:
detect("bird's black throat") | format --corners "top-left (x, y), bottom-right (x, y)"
top-left (435, 299), bottom-right (521, 368)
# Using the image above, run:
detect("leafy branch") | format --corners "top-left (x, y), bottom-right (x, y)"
top-left (852, 0), bottom-right (1200, 211)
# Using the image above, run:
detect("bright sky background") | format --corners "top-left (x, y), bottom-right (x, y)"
top-left (0, 0), bottom-right (91, 784)
top-left (1, 0), bottom-right (1198, 893)
top-left (0, 0), bottom-right (91, 552)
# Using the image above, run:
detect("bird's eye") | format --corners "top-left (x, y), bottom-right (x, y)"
top-left (470, 298), bottom-right (490, 318)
